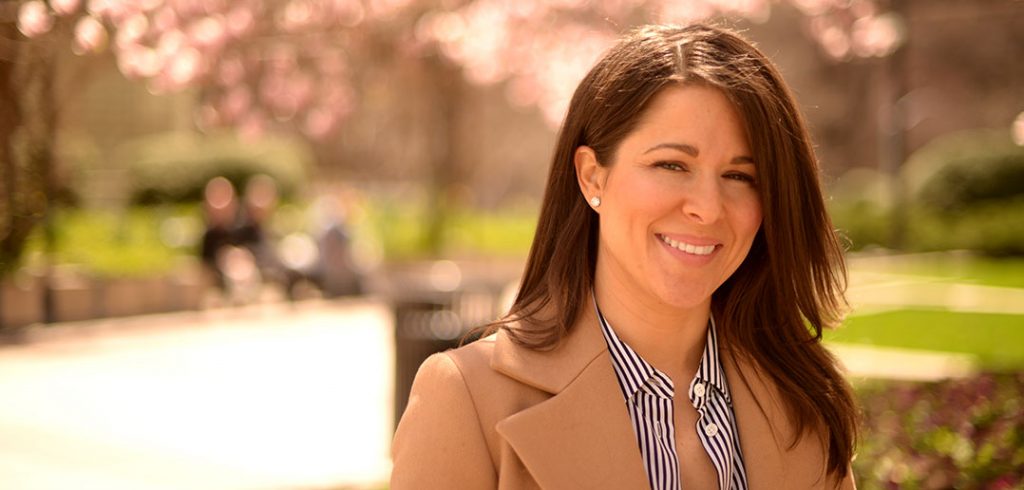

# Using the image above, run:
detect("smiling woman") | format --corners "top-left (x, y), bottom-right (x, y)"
top-left (575, 84), bottom-right (763, 322)
top-left (392, 24), bottom-right (858, 490)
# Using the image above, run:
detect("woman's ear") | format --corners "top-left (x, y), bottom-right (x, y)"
top-left (574, 146), bottom-right (607, 208)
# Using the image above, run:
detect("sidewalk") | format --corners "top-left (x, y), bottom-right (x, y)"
top-left (847, 270), bottom-right (1024, 316)
top-left (0, 299), bottom-right (394, 490)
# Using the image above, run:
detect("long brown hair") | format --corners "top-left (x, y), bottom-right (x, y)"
top-left (489, 24), bottom-right (857, 478)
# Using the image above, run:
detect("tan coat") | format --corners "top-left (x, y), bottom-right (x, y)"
top-left (391, 305), bottom-right (855, 489)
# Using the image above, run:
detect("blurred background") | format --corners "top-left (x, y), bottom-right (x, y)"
top-left (1, 0), bottom-right (1022, 488)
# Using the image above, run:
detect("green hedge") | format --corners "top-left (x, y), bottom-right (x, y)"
top-left (904, 129), bottom-right (1024, 213)
top-left (22, 207), bottom-right (191, 278)
top-left (829, 130), bottom-right (1024, 256)
top-left (118, 131), bottom-right (312, 205)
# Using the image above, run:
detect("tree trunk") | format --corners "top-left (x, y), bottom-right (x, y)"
top-left (422, 54), bottom-right (463, 256)
top-left (0, 19), bottom-right (31, 277)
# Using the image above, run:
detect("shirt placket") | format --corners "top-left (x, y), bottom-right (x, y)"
top-left (692, 384), bottom-right (732, 490)
top-left (633, 379), bottom-right (678, 490)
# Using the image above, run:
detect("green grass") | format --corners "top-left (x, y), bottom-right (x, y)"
top-left (443, 208), bottom-right (537, 257)
top-left (23, 207), bottom-right (193, 278)
top-left (826, 309), bottom-right (1024, 369)
top-left (361, 201), bottom-right (537, 260)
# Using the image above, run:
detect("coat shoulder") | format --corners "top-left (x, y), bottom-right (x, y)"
top-left (391, 335), bottom-right (551, 490)
top-left (391, 347), bottom-right (497, 489)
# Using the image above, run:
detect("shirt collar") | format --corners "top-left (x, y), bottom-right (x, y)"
top-left (594, 296), bottom-right (731, 406)
top-left (689, 316), bottom-right (732, 405)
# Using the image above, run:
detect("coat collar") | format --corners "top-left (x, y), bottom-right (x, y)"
top-left (489, 304), bottom-right (606, 394)
top-left (491, 305), bottom-right (651, 489)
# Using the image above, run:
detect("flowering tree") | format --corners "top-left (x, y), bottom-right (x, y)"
top-left (14, 0), bottom-right (901, 138)
top-left (419, 0), bottom-right (902, 126)
top-left (2, 0), bottom-right (901, 271)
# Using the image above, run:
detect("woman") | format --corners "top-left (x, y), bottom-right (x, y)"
top-left (392, 23), bottom-right (858, 489)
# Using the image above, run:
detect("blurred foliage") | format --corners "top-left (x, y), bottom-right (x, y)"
top-left (13, 199), bottom-right (536, 278)
top-left (904, 130), bottom-right (1024, 213)
top-left (22, 207), bottom-right (193, 278)
top-left (362, 199), bottom-right (536, 260)
top-left (118, 131), bottom-right (311, 205)
top-left (827, 309), bottom-right (1024, 370)
top-left (830, 130), bottom-right (1024, 256)
top-left (853, 372), bottom-right (1024, 489)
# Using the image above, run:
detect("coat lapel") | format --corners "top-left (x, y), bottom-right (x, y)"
top-left (491, 308), bottom-right (649, 489)
top-left (721, 350), bottom-right (787, 488)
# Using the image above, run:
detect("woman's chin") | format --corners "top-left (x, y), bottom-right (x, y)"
top-left (652, 286), bottom-right (714, 312)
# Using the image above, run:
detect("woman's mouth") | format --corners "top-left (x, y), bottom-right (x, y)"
top-left (657, 234), bottom-right (717, 256)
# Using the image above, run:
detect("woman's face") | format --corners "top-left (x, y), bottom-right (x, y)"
top-left (579, 84), bottom-right (762, 312)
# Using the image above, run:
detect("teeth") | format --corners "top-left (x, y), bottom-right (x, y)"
top-left (659, 235), bottom-right (715, 256)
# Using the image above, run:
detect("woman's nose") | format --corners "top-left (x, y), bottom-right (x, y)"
top-left (680, 177), bottom-right (723, 224)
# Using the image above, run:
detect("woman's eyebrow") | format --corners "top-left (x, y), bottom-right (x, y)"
top-left (643, 142), bottom-right (699, 157)
top-left (644, 142), bottom-right (755, 165)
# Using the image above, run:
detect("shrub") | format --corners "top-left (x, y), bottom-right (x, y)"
top-left (828, 167), bottom-right (894, 251)
top-left (829, 131), bottom-right (1024, 256)
top-left (854, 372), bottom-right (1024, 489)
top-left (119, 131), bottom-right (312, 205)
top-left (22, 207), bottom-right (189, 278)
top-left (946, 198), bottom-right (1024, 256)
top-left (903, 129), bottom-right (1024, 213)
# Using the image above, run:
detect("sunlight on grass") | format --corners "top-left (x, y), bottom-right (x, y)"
top-left (828, 309), bottom-right (1024, 369)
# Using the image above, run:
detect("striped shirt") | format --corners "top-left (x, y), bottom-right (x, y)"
top-left (596, 301), bottom-right (749, 490)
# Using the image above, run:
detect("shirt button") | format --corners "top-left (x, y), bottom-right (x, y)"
top-left (704, 423), bottom-right (719, 437)
top-left (694, 382), bottom-right (706, 397)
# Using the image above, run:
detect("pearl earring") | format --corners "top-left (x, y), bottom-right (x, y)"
top-left (589, 196), bottom-right (601, 207)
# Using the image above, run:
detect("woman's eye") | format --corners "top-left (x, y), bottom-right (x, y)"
top-left (725, 172), bottom-right (756, 184)
top-left (655, 161), bottom-right (685, 171)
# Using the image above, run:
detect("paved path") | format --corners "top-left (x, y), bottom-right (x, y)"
top-left (0, 300), bottom-right (393, 490)
top-left (847, 270), bottom-right (1024, 316)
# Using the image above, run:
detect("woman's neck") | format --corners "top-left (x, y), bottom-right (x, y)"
top-left (594, 270), bottom-right (710, 383)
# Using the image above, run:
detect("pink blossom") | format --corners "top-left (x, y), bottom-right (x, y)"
top-left (1012, 112), bottom-right (1024, 146)
top-left (851, 13), bottom-right (904, 57)
top-left (304, 108), bottom-right (338, 139)
top-left (332, 0), bottom-right (366, 27)
top-left (166, 46), bottom-right (203, 88)
top-left (17, 1), bottom-right (54, 38)
top-left (51, 0), bottom-right (83, 16)
top-left (152, 6), bottom-right (179, 33)
top-left (156, 29), bottom-right (187, 59)
top-left (280, 0), bottom-right (316, 31)
top-left (73, 16), bottom-right (109, 55)
top-left (138, 0), bottom-right (166, 13)
top-left (221, 86), bottom-right (253, 121)
top-left (225, 6), bottom-right (256, 38)
top-left (86, 0), bottom-right (118, 20)
top-left (217, 55), bottom-right (247, 87)
top-left (115, 12), bottom-right (150, 48)
top-left (117, 44), bottom-right (161, 78)
top-left (239, 111), bottom-right (267, 140)
top-left (188, 15), bottom-right (227, 48)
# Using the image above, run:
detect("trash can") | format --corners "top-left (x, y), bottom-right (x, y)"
top-left (393, 296), bottom-right (466, 430)
top-left (390, 260), bottom-right (513, 431)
